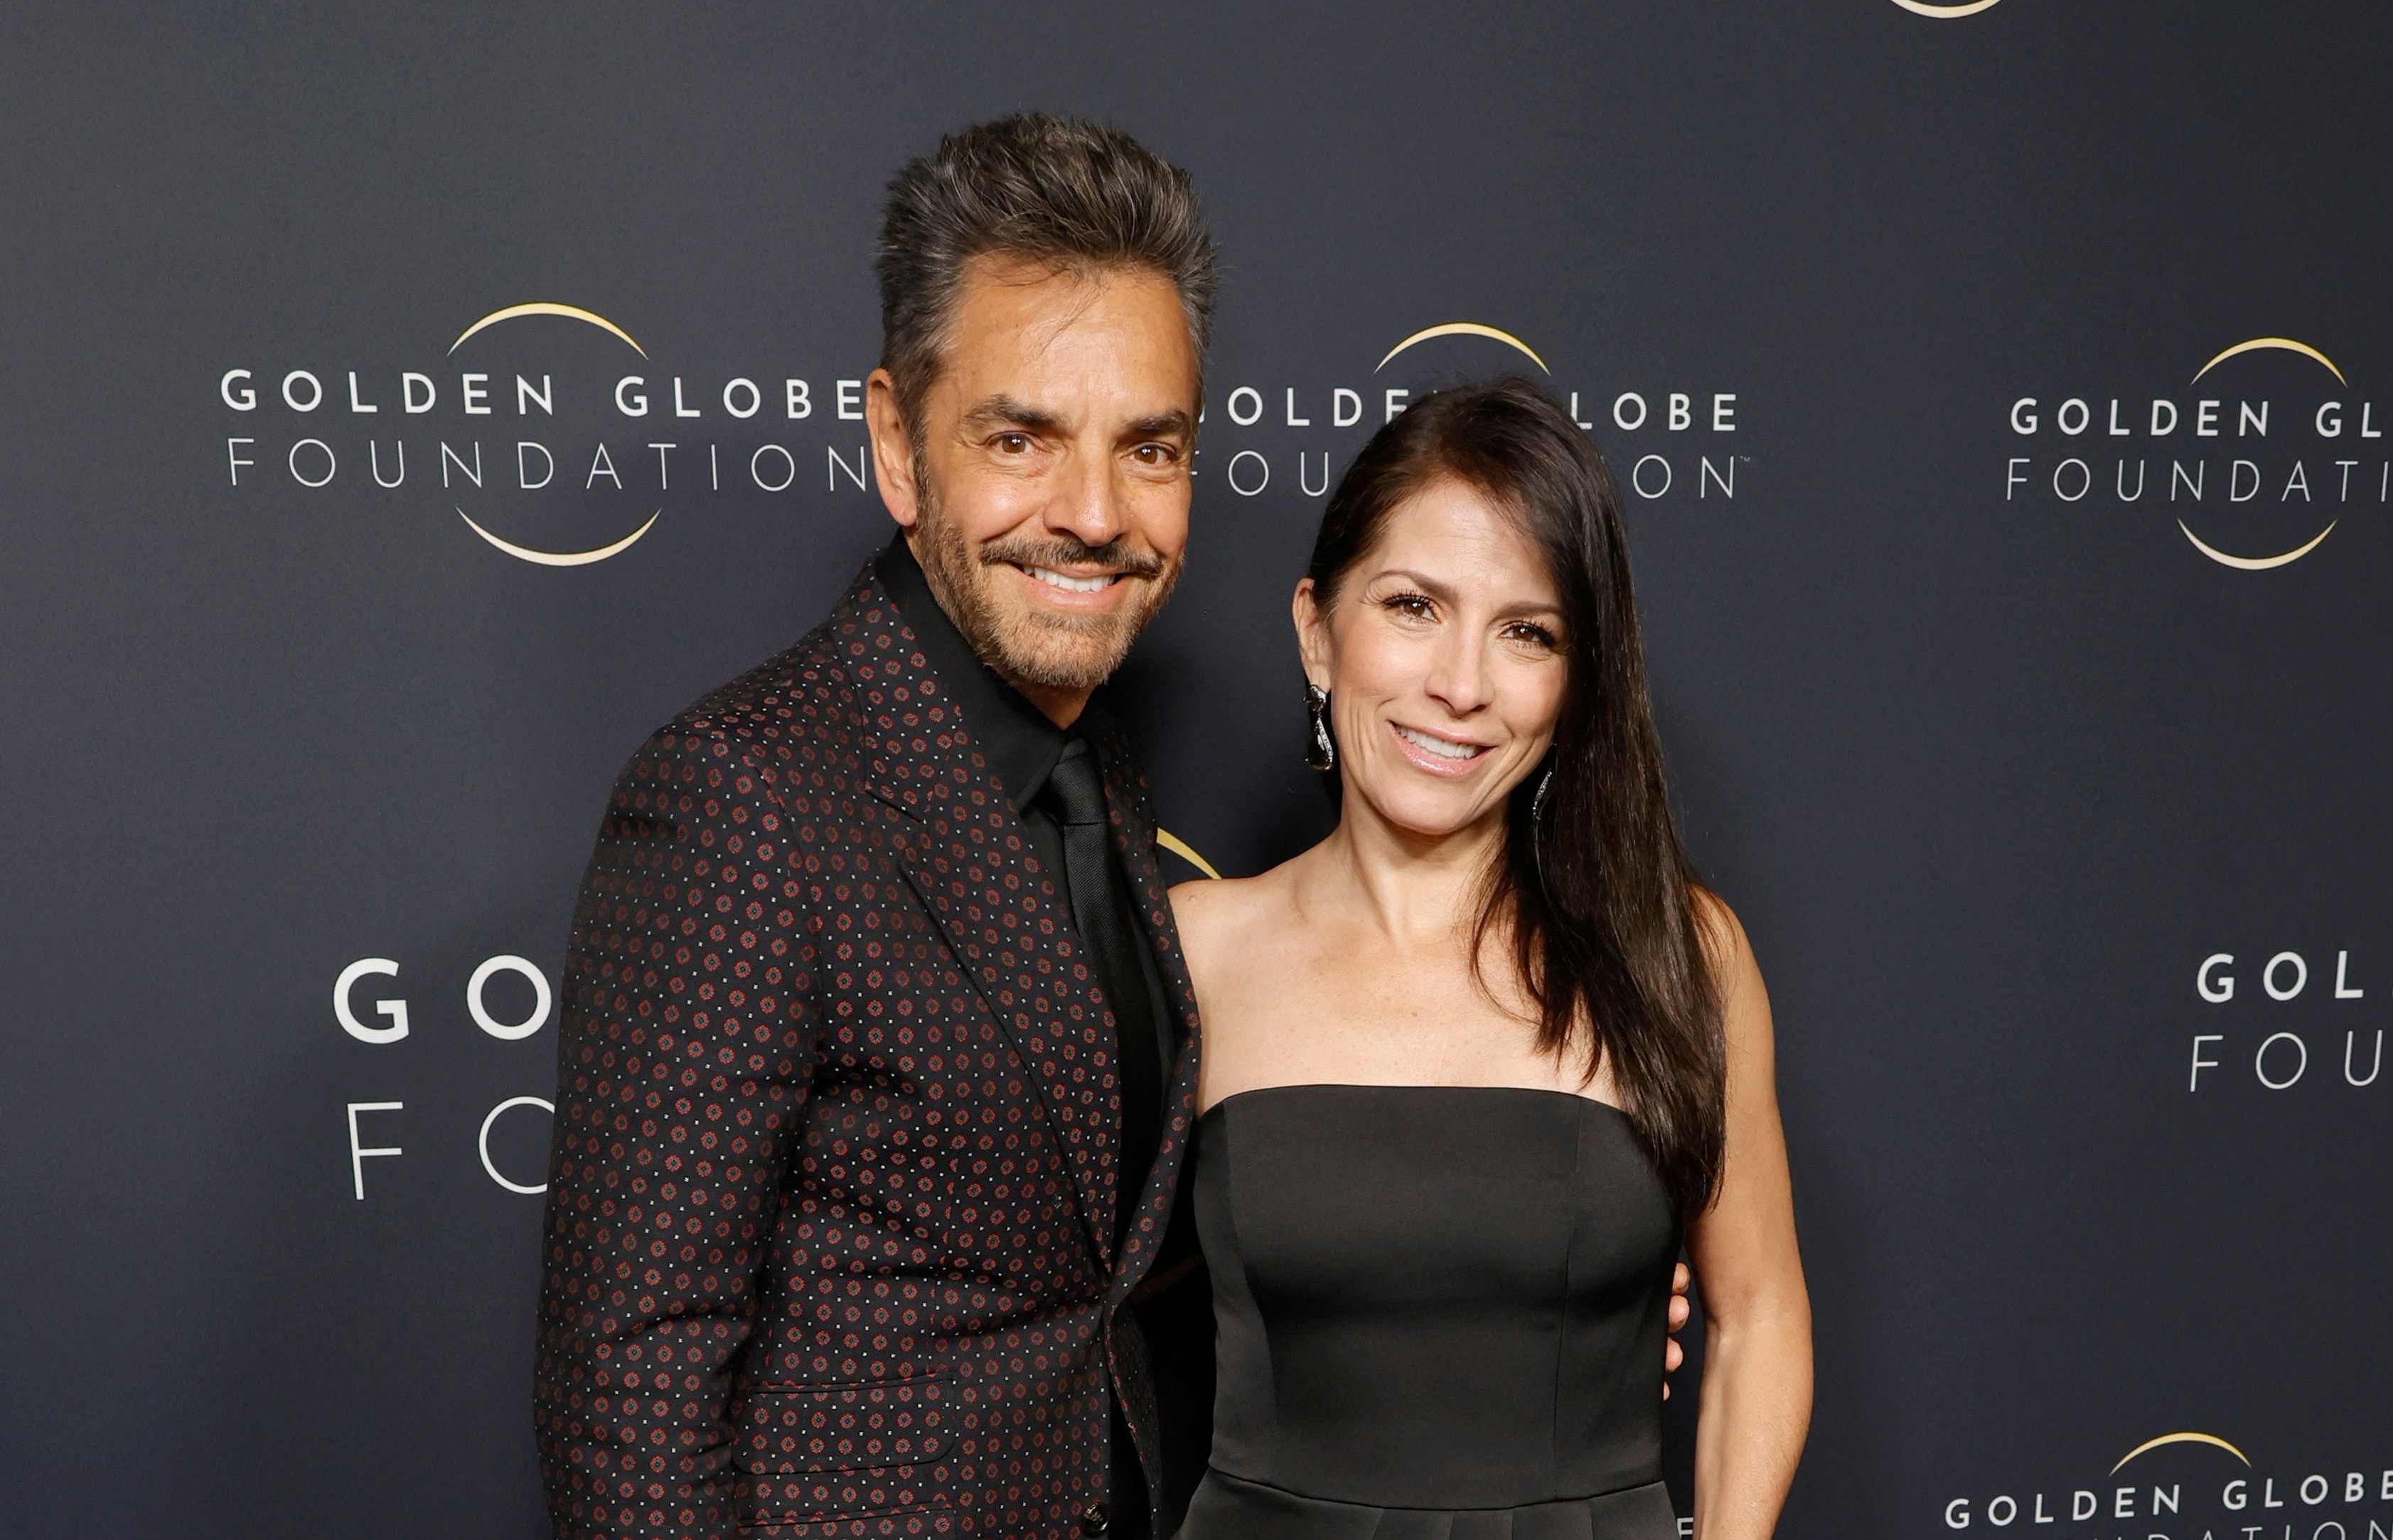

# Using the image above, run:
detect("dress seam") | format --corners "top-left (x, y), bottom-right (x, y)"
top-left (1201, 1465), bottom-right (1669, 1511)
top-left (1214, 1108), bottom-right (1278, 1481)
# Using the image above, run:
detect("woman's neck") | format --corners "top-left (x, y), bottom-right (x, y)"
top-left (1302, 792), bottom-right (1507, 948)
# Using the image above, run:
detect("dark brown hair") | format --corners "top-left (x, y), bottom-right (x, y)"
top-left (875, 113), bottom-right (1218, 439)
top-left (1307, 377), bottom-right (1728, 1217)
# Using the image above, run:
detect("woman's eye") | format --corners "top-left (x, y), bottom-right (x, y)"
top-left (1506, 623), bottom-right (1559, 648)
top-left (1386, 592), bottom-right (1435, 620)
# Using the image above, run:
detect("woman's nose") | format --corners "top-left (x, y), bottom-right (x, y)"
top-left (1422, 638), bottom-right (1492, 715)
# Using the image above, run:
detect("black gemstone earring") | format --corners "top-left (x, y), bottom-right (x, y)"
top-left (1305, 684), bottom-right (1336, 771)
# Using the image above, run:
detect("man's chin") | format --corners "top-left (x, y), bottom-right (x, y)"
top-left (984, 613), bottom-right (1140, 693)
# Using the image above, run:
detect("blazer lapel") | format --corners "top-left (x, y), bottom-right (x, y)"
top-left (1087, 717), bottom-right (1204, 1308)
top-left (845, 570), bottom-right (1121, 1268)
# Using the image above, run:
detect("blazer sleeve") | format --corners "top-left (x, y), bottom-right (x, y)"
top-left (533, 726), bottom-right (817, 1539)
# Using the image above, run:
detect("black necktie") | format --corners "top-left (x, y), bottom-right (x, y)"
top-left (1039, 738), bottom-right (1165, 1250)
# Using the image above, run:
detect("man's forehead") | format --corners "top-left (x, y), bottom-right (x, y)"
top-left (937, 255), bottom-right (1197, 413)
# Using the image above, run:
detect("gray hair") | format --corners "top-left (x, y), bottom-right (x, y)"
top-left (875, 113), bottom-right (1218, 439)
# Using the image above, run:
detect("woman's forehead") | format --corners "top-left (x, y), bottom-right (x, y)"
top-left (1363, 480), bottom-right (1558, 597)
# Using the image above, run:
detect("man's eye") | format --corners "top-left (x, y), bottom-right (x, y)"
top-left (1133, 443), bottom-right (1179, 466)
top-left (995, 433), bottom-right (1032, 454)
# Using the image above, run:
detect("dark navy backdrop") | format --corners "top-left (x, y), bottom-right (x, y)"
top-left (6, 4), bottom-right (2389, 1536)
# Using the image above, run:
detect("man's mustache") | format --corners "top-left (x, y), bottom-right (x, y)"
top-left (978, 535), bottom-right (1168, 579)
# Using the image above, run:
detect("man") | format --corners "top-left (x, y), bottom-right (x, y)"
top-left (534, 114), bottom-right (1684, 1540)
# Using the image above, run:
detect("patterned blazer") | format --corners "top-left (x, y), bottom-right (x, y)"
top-left (534, 565), bottom-right (1203, 1539)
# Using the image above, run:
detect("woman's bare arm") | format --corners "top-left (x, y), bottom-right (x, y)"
top-left (1686, 892), bottom-right (1814, 1540)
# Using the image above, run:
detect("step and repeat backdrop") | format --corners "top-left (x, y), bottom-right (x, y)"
top-left (6, 4), bottom-right (2388, 1536)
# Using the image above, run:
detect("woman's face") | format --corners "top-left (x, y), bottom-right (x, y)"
top-left (1298, 477), bottom-right (1570, 841)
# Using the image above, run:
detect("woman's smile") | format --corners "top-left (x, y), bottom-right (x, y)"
top-left (1388, 720), bottom-right (1496, 775)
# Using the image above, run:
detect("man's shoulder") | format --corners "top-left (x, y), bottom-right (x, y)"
top-left (638, 561), bottom-right (900, 771)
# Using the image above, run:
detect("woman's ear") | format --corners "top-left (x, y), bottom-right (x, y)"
top-left (1292, 577), bottom-right (1332, 692)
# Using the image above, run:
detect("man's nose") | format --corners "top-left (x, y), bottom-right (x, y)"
top-left (1044, 450), bottom-right (1126, 550)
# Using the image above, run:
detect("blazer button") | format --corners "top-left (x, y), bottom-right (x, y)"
top-left (1078, 1502), bottom-right (1110, 1535)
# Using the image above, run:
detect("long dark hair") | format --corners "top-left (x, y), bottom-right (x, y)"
top-left (1306, 377), bottom-right (1727, 1217)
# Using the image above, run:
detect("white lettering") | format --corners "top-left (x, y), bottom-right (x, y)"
top-left (282, 370), bottom-right (324, 412)
top-left (749, 443), bottom-right (794, 492)
top-left (1226, 449), bottom-right (1268, 496)
top-left (467, 956), bottom-right (551, 1040)
top-left (2256, 1032), bottom-right (2308, 1090)
top-left (334, 958), bottom-right (408, 1044)
top-left (289, 439), bottom-right (336, 488)
top-left (346, 1101), bottom-right (404, 1201)
top-left (478, 1096), bottom-right (554, 1195)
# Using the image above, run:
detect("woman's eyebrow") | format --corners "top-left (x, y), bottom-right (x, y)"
top-left (1370, 568), bottom-right (1563, 619)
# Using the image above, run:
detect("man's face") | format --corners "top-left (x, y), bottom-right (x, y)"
top-left (868, 254), bottom-right (1199, 720)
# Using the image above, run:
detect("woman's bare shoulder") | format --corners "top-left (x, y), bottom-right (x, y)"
top-left (1690, 883), bottom-right (1772, 1047)
top-left (1168, 856), bottom-right (1305, 977)
top-left (1689, 884), bottom-right (1751, 967)
top-left (1167, 870), bottom-right (1273, 946)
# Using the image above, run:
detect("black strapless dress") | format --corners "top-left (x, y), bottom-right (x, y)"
top-left (1174, 1084), bottom-right (1681, 1540)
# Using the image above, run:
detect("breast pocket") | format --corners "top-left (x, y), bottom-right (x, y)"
top-left (734, 1376), bottom-right (953, 1527)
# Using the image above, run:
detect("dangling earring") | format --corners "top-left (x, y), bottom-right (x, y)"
top-left (1529, 764), bottom-right (1556, 891)
top-left (1304, 684), bottom-right (1336, 771)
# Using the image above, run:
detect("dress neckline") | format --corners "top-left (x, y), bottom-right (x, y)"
top-left (1197, 1081), bottom-right (1632, 1126)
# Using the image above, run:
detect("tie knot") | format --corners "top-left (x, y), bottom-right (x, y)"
top-left (1042, 738), bottom-right (1109, 827)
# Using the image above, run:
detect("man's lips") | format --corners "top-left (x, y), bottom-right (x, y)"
top-left (995, 559), bottom-right (1145, 608)
top-left (1010, 562), bottom-right (1128, 594)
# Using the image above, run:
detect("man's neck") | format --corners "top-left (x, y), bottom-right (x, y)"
top-left (1006, 673), bottom-right (1091, 731)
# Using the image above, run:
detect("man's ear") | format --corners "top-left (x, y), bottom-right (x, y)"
top-left (866, 368), bottom-right (919, 528)
top-left (1292, 576), bottom-right (1332, 693)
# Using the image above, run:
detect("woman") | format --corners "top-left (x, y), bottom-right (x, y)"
top-left (1167, 378), bottom-right (1811, 1538)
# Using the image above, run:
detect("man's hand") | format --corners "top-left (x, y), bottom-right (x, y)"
top-left (1663, 1261), bottom-right (1691, 1399)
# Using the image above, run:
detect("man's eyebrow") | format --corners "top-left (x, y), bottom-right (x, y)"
top-left (958, 395), bottom-right (1067, 434)
top-left (1121, 409), bottom-right (1195, 440)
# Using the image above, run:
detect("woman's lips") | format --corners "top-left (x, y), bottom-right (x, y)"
top-left (1387, 720), bottom-right (1492, 777)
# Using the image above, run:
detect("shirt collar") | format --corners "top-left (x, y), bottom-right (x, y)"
top-left (876, 532), bottom-right (1069, 814)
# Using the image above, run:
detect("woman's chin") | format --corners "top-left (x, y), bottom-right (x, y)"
top-left (1352, 781), bottom-right (1505, 845)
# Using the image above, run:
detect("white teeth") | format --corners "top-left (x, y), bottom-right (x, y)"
top-left (1023, 565), bottom-right (1114, 594)
top-left (1396, 725), bottom-right (1484, 761)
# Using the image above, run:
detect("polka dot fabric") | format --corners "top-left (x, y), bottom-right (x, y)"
top-left (535, 565), bottom-right (1204, 1539)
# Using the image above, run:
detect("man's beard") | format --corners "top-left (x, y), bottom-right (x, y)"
top-left (911, 465), bottom-right (1182, 695)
